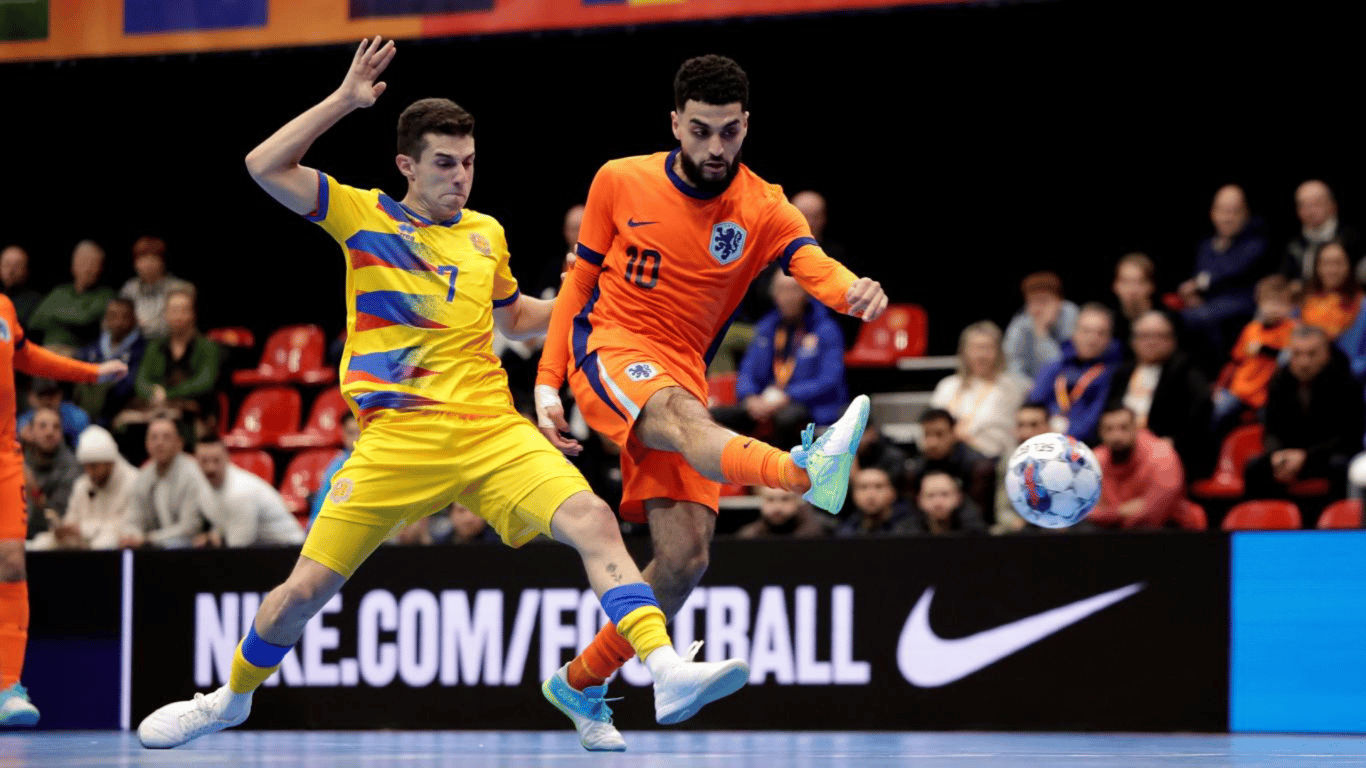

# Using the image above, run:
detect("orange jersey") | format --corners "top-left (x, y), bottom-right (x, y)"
top-left (0, 294), bottom-right (100, 451)
top-left (1301, 291), bottom-right (1363, 340)
top-left (1227, 318), bottom-right (1296, 408)
top-left (538, 150), bottom-right (857, 394)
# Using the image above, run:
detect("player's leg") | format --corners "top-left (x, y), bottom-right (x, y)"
top-left (545, 490), bottom-right (748, 725)
top-left (567, 498), bottom-right (714, 694)
top-left (637, 384), bottom-right (871, 513)
top-left (0, 459), bottom-right (38, 727)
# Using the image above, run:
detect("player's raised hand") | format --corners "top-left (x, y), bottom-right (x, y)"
top-left (846, 277), bottom-right (888, 321)
top-left (337, 35), bottom-right (396, 110)
top-left (535, 384), bottom-right (583, 456)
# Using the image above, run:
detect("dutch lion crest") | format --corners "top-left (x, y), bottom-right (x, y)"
top-left (710, 222), bottom-right (747, 265)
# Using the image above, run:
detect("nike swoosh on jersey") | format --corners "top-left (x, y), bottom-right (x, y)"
top-left (627, 219), bottom-right (659, 228)
top-left (897, 582), bottom-right (1144, 687)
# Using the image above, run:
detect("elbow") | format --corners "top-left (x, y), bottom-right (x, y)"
top-left (244, 149), bottom-right (265, 180)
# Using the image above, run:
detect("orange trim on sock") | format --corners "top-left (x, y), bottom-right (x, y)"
top-left (566, 621), bottom-right (637, 691)
top-left (0, 581), bottom-right (29, 688)
top-left (721, 435), bottom-right (812, 493)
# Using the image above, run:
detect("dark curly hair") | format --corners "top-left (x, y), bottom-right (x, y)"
top-left (397, 98), bottom-right (475, 160)
top-left (674, 55), bottom-right (749, 111)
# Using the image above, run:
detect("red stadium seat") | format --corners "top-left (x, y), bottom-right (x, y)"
top-left (1317, 499), bottom-right (1362, 529)
top-left (1177, 500), bottom-right (1208, 531)
top-left (278, 448), bottom-right (340, 521)
top-left (216, 391), bottom-right (231, 437)
top-left (844, 303), bottom-right (928, 367)
top-left (229, 450), bottom-right (275, 485)
top-left (278, 388), bottom-right (350, 450)
top-left (1222, 500), bottom-right (1303, 531)
top-left (233, 324), bottom-right (335, 386)
top-left (708, 372), bottom-right (738, 408)
top-left (222, 386), bottom-right (301, 450)
top-left (206, 326), bottom-right (256, 349)
top-left (1191, 425), bottom-right (1263, 500)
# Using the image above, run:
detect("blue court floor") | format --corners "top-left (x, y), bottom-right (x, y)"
top-left (4, 731), bottom-right (1366, 767)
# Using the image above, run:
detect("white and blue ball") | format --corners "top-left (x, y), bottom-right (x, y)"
top-left (1005, 432), bottom-right (1103, 528)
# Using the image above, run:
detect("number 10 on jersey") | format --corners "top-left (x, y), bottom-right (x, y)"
top-left (624, 246), bottom-right (661, 290)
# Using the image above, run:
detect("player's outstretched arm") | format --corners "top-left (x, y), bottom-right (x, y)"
top-left (493, 294), bottom-right (554, 341)
top-left (15, 338), bottom-right (127, 384)
top-left (245, 35), bottom-right (396, 215)
top-left (787, 247), bottom-right (888, 321)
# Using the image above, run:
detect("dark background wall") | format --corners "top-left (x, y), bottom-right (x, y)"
top-left (2, 0), bottom-right (1361, 356)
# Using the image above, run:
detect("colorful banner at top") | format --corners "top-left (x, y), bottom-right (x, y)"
top-left (0, 0), bottom-right (954, 62)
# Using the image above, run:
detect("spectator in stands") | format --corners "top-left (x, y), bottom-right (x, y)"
top-left (427, 502), bottom-right (500, 545)
top-left (122, 416), bottom-right (212, 549)
top-left (1300, 240), bottom-right (1362, 340)
top-left (1026, 303), bottom-right (1123, 446)
top-left (308, 412), bottom-right (359, 528)
top-left (193, 435), bottom-right (304, 549)
top-left (736, 487), bottom-right (828, 539)
top-left (901, 470), bottom-right (987, 536)
top-left (1244, 326), bottom-right (1363, 515)
top-left (1178, 185), bottom-right (1268, 361)
top-left (931, 320), bottom-right (1028, 458)
top-left (1280, 180), bottom-right (1359, 284)
top-left (1089, 406), bottom-right (1187, 529)
top-left (124, 290), bottom-right (222, 434)
top-left (904, 408), bottom-right (996, 517)
top-left (838, 467), bottom-right (910, 536)
top-left (714, 270), bottom-right (848, 449)
top-left (1004, 271), bottom-right (1080, 381)
top-left (1105, 310), bottom-right (1213, 478)
top-left (1211, 275), bottom-right (1296, 436)
top-left (41, 426), bottom-right (139, 551)
top-left (22, 408), bottom-right (80, 541)
top-left (18, 378), bottom-right (90, 447)
top-left (26, 239), bottom-right (114, 352)
top-left (73, 297), bottom-right (146, 426)
top-left (993, 403), bottom-right (1051, 534)
top-left (855, 418), bottom-right (909, 483)
top-left (1109, 252), bottom-right (1157, 353)
top-left (539, 204), bottom-right (584, 299)
top-left (120, 236), bottom-right (195, 339)
top-left (0, 245), bottom-right (41, 325)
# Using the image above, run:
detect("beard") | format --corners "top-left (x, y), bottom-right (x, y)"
top-left (1109, 445), bottom-right (1134, 464)
top-left (679, 150), bottom-right (741, 195)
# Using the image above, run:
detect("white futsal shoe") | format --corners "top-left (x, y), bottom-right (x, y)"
top-left (138, 685), bottom-right (252, 749)
top-left (650, 642), bottom-right (750, 725)
top-left (542, 663), bottom-right (628, 752)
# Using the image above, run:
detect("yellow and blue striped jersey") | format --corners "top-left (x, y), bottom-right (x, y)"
top-left (306, 171), bottom-right (520, 421)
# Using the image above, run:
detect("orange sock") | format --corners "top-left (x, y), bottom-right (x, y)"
top-left (0, 581), bottom-right (29, 688)
top-left (721, 435), bottom-right (811, 493)
top-left (566, 621), bottom-right (637, 690)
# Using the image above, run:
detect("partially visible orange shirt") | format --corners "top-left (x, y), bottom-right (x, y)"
top-left (539, 150), bottom-right (856, 397)
top-left (1301, 291), bottom-right (1363, 340)
top-left (1227, 318), bottom-right (1295, 408)
top-left (1, 294), bottom-right (100, 453)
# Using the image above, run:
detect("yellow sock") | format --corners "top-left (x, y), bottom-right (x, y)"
top-left (615, 605), bottom-right (670, 660)
top-left (228, 639), bottom-right (281, 694)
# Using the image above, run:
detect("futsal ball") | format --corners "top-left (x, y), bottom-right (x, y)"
top-left (1004, 432), bottom-right (1103, 528)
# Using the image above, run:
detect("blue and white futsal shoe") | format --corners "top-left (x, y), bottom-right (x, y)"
top-left (138, 685), bottom-right (252, 749)
top-left (0, 683), bottom-right (39, 726)
top-left (791, 394), bottom-right (871, 514)
top-left (542, 663), bottom-right (627, 752)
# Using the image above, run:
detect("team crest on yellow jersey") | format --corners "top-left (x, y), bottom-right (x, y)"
top-left (470, 232), bottom-right (492, 257)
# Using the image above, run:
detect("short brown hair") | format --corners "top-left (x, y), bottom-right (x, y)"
top-left (1020, 271), bottom-right (1062, 299)
top-left (132, 236), bottom-right (166, 259)
top-left (1116, 252), bottom-right (1154, 282)
top-left (1255, 274), bottom-right (1293, 303)
top-left (397, 98), bottom-right (474, 160)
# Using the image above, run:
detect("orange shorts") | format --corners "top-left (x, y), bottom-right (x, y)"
top-left (568, 348), bottom-right (720, 523)
top-left (0, 454), bottom-right (27, 541)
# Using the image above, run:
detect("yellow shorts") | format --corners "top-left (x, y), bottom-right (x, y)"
top-left (302, 409), bottom-right (590, 578)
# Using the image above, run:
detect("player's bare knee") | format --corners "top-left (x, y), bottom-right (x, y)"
top-left (553, 493), bottom-right (620, 549)
top-left (0, 541), bottom-right (25, 582)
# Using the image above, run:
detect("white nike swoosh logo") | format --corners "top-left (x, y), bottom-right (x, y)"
top-left (897, 582), bottom-right (1144, 687)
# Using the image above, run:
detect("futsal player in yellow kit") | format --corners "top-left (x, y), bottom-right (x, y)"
top-left (137, 36), bottom-right (749, 750)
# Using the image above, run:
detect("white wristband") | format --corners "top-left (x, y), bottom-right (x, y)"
top-left (534, 384), bottom-right (561, 428)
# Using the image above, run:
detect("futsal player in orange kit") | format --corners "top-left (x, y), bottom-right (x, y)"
top-left (0, 295), bottom-right (126, 725)
top-left (535, 55), bottom-right (887, 750)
